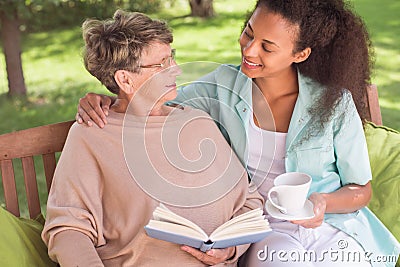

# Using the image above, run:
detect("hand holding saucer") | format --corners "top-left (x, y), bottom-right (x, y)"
top-left (265, 199), bottom-right (315, 220)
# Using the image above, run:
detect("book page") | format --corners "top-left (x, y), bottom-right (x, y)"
top-left (152, 205), bottom-right (207, 237)
top-left (211, 208), bottom-right (264, 233)
top-left (210, 221), bottom-right (270, 241)
top-left (145, 205), bottom-right (271, 250)
top-left (210, 208), bottom-right (270, 241)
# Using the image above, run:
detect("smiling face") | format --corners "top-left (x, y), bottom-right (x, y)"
top-left (115, 42), bottom-right (181, 111)
top-left (239, 7), bottom-right (309, 81)
top-left (134, 42), bottom-right (181, 105)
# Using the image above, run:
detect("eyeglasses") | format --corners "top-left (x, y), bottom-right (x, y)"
top-left (139, 49), bottom-right (176, 69)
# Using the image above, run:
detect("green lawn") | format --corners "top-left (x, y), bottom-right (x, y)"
top-left (0, 0), bottom-right (399, 216)
top-left (0, 0), bottom-right (399, 133)
top-left (352, 0), bottom-right (400, 130)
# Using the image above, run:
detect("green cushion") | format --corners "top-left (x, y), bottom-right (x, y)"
top-left (0, 207), bottom-right (56, 266)
top-left (365, 122), bottom-right (400, 243)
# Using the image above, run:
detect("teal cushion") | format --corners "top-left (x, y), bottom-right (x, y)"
top-left (365, 122), bottom-right (400, 243)
top-left (0, 207), bottom-right (56, 266)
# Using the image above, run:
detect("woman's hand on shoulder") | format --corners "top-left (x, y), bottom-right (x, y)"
top-left (76, 93), bottom-right (114, 128)
top-left (290, 192), bottom-right (326, 228)
top-left (181, 245), bottom-right (235, 265)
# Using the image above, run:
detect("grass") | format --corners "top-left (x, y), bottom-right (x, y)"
top-left (0, 0), bottom-right (399, 217)
top-left (352, 0), bottom-right (400, 130)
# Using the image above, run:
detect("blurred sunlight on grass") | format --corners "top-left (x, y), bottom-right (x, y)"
top-left (0, 0), bottom-right (399, 133)
top-left (352, 0), bottom-right (400, 130)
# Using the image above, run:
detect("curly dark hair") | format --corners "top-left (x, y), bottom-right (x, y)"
top-left (251, 0), bottom-right (374, 127)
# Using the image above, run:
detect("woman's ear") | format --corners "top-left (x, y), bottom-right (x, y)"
top-left (294, 47), bottom-right (311, 63)
top-left (114, 70), bottom-right (136, 94)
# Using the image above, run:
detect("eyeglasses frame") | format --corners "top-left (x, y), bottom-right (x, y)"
top-left (139, 49), bottom-right (176, 69)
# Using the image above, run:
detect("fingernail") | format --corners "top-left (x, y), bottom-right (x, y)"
top-left (105, 110), bottom-right (109, 116)
top-left (207, 250), bottom-right (214, 256)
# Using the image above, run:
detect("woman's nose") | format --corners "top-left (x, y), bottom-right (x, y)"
top-left (242, 40), bottom-right (259, 57)
top-left (170, 62), bottom-right (182, 76)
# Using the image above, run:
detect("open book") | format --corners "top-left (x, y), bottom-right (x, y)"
top-left (144, 205), bottom-right (271, 252)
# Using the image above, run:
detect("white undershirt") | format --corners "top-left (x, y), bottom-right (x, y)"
top-left (246, 117), bottom-right (287, 200)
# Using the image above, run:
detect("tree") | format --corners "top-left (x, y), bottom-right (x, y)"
top-left (189, 0), bottom-right (214, 18)
top-left (0, 2), bottom-right (26, 96)
top-left (0, 0), bottom-right (210, 97)
top-left (0, 0), bottom-right (166, 96)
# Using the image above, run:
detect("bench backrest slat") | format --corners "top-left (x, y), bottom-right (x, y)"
top-left (0, 120), bottom-right (74, 219)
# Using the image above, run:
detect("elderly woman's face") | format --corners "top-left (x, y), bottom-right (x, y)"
top-left (132, 42), bottom-right (181, 106)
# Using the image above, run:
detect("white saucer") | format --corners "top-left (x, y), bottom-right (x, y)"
top-left (265, 199), bottom-right (315, 220)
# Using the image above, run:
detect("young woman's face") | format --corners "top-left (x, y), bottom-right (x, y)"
top-left (239, 7), bottom-right (302, 79)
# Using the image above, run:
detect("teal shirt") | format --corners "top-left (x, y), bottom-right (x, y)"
top-left (171, 64), bottom-right (400, 266)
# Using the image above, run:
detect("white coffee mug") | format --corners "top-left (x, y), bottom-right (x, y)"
top-left (267, 172), bottom-right (311, 215)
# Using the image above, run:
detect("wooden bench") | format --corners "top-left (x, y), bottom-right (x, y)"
top-left (366, 84), bottom-right (382, 125)
top-left (0, 120), bottom-right (74, 219)
top-left (0, 86), bottom-right (383, 219)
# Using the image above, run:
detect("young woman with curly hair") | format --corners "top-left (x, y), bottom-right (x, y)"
top-left (76, 1), bottom-right (399, 266)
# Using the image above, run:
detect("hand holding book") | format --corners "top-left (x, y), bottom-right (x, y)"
top-left (181, 244), bottom-right (235, 265)
top-left (144, 204), bottom-right (271, 252)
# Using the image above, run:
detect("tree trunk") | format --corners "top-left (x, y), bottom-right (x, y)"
top-left (189, 0), bottom-right (214, 18)
top-left (0, 8), bottom-right (27, 96)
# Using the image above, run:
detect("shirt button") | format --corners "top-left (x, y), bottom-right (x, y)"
top-left (243, 108), bottom-right (247, 112)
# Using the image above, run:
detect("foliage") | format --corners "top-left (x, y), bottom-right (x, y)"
top-left (0, 0), bottom-right (168, 32)
top-left (0, 0), bottom-right (399, 131)
top-left (351, 0), bottom-right (400, 130)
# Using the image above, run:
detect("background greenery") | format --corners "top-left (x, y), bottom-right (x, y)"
top-left (0, 0), bottom-right (399, 217)
top-left (1, 0), bottom-right (399, 133)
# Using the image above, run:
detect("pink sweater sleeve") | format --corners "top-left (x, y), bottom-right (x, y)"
top-left (42, 124), bottom-right (106, 264)
top-left (50, 230), bottom-right (103, 267)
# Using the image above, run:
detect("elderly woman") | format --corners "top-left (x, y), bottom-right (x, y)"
top-left (41, 10), bottom-right (263, 267)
